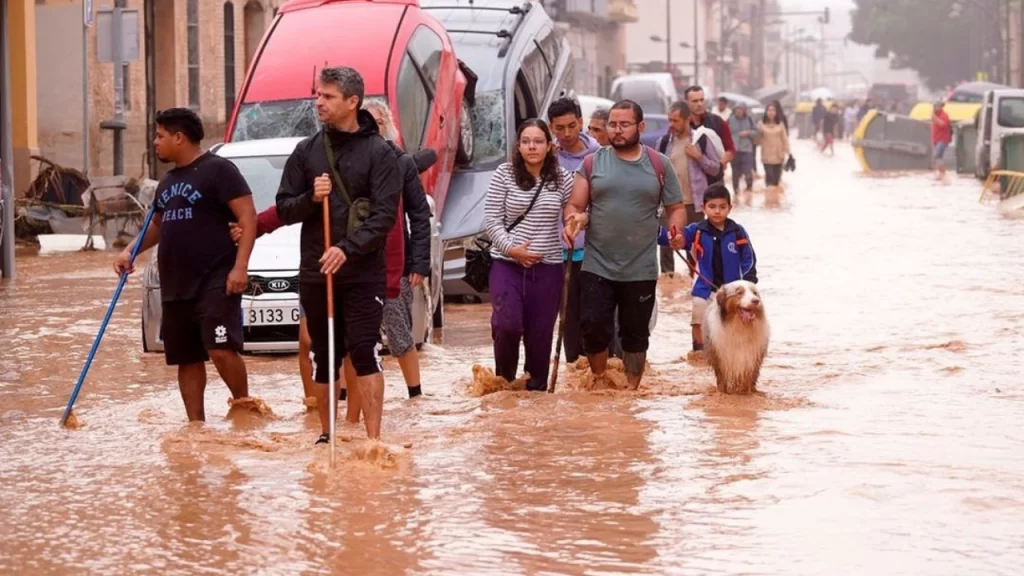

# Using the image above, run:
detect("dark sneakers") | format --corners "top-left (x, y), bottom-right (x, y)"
top-left (315, 433), bottom-right (330, 445)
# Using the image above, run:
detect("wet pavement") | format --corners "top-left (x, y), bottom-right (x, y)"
top-left (2, 141), bottom-right (1023, 574)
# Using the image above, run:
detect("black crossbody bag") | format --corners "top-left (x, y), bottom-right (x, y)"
top-left (463, 173), bottom-right (550, 293)
top-left (322, 132), bottom-right (371, 236)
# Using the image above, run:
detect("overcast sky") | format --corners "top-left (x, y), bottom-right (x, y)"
top-left (776, 0), bottom-right (927, 91)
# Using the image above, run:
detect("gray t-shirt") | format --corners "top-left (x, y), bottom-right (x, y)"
top-left (574, 146), bottom-right (684, 282)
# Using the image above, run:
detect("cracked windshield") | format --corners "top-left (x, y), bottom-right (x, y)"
top-left (2, 0), bottom-right (1023, 574)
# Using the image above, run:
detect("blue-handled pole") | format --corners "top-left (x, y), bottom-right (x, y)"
top-left (60, 204), bottom-right (157, 426)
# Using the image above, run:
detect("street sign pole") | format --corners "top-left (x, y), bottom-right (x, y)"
top-left (97, 2), bottom-right (136, 176)
top-left (1, 0), bottom-right (16, 280)
top-left (83, 0), bottom-right (93, 176)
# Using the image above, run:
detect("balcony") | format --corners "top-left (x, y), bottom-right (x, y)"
top-left (608, 0), bottom-right (637, 23)
top-left (550, 0), bottom-right (609, 24)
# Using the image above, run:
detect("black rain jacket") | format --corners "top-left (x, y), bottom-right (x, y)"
top-left (276, 109), bottom-right (401, 285)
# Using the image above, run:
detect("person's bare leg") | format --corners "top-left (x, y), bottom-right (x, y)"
top-left (692, 325), bottom-right (704, 350)
top-left (622, 351), bottom-right (646, 390)
top-left (396, 350), bottom-right (422, 396)
top-left (313, 362), bottom-right (347, 434)
top-left (360, 372), bottom-right (385, 440)
top-left (298, 318), bottom-right (315, 401)
top-left (587, 349), bottom-right (609, 375)
top-left (313, 384), bottom-right (330, 434)
top-left (208, 349), bottom-right (248, 399)
top-left (344, 356), bottom-right (361, 424)
top-left (178, 363), bottom-right (207, 422)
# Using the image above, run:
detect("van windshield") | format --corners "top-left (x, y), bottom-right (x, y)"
top-left (612, 82), bottom-right (667, 115)
top-left (468, 89), bottom-right (508, 169)
top-left (997, 97), bottom-right (1024, 128)
top-left (231, 96), bottom-right (388, 142)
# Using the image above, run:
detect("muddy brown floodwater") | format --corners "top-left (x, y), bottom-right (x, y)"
top-left (2, 141), bottom-right (1024, 574)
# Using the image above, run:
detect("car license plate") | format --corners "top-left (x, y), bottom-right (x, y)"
top-left (245, 306), bottom-right (300, 326)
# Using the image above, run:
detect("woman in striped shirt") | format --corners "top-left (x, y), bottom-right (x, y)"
top-left (485, 119), bottom-right (574, 391)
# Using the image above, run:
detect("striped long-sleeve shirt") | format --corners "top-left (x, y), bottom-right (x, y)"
top-left (484, 163), bottom-right (574, 265)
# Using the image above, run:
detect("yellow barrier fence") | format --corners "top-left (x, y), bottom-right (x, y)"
top-left (979, 169), bottom-right (1024, 203)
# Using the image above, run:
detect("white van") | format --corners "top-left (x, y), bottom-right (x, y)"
top-left (575, 94), bottom-right (615, 125)
top-left (610, 73), bottom-right (677, 116)
top-left (974, 88), bottom-right (1024, 179)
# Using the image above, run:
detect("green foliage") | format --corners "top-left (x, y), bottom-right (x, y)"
top-left (849, 0), bottom-right (1002, 89)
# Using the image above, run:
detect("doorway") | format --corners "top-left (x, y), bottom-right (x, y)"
top-left (145, 0), bottom-right (177, 178)
top-left (243, 1), bottom-right (265, 72)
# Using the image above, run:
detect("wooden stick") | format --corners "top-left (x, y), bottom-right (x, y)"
top-left (548, 257), bottom-right (573, 394)
top-left (323, 198), bottom-right (336, 468)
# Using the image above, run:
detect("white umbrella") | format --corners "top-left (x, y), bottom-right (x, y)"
top-left (808, 87), bottom-right (835, 100)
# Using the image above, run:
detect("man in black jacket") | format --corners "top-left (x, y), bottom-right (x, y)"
top-left (276, 66), bottom-right (401, 443)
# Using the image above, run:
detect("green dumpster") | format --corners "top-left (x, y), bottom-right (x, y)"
top-left (851, 109), bottom-right (932, 172)
top-left (955, 121), bottom-right (977, 175)
top-left (998, 133), bottom-right (1024, 197)
top-left (1000, 133), bottom-right (1024, 172)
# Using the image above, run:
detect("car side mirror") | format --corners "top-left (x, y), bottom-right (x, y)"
top-left (414, 148), bottom-right (438, 174)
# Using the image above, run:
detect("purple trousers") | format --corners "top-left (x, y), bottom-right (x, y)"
top-left (489, 258), bottom-right (564, 391)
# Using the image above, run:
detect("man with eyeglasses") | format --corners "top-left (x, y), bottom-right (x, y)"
top-left (563, 100), bottom-right (687, 390)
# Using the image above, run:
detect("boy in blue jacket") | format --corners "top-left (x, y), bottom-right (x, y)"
top-left (658, 183), bottom-right (758, 353)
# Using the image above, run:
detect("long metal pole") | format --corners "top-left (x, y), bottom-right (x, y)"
top-left (1, 0), bottom-right (16, 280)
top-left (111, 3), bottom-right (124, 175)
top-left (83, 1), bottom-right (90, 176)
top-left (693, 0), bottom-right (699, 83)
top-left (819, 20), bottom-right (825, 89)
top-left (665, 0), bottom-right (671, 76)
top-left (717, 3), bottom-right (724, 92)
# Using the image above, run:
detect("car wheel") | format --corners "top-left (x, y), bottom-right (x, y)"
top-left (455, 97), bottom-right (474, 165)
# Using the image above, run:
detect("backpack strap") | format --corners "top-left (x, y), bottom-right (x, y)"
top-left (322, 130), bottom-right (353, 207)
top-left (644, 146), bottom-right (666, 205)
top-left (581, 152), bottom-right (595, 183)
top-left (657, 133), bottom-right (670, 155)
top-left (735, 226), bottom-right (750, 246)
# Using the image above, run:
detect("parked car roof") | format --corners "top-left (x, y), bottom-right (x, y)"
top-left (421, 0), bottom-right (533, 93)
top-left (243, 2), bottom-right (408, 102)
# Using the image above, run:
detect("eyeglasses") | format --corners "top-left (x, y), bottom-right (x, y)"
top-left (518, 138), bottom-right (548, 147)
top-left (606, 121), bottom-right (637, 132)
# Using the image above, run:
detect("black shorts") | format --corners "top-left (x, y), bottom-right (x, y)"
top-left (579, 271), bottom-right (657, 355)
top-left (300, 281), bottom-right (385, 382)
top-left (161, 287), bottom-right (243, 366)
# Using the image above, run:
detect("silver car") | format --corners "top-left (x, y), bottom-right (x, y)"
top-left (141, 137), bottom-right (443, 355)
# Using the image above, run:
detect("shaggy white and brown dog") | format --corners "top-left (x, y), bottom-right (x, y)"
top-left (702, 280), bottom-right (770, 395)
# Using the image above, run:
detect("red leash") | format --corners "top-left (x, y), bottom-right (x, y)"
top-left (670, 225), bottom-right (720, 291)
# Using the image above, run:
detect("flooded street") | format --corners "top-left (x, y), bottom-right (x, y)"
top-left (2, 141), bottom-right (1023, 574)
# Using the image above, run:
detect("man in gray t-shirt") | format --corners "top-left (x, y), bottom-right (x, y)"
top-left (564, 100), bottom-right (686, 389)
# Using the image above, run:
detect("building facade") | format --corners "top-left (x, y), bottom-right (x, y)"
top-left (545, 0), bottom-right (637, 98)
top-left (16, 0), bottom-right (282, 192)
top-left (625, 0), bottom-right (707, 89)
